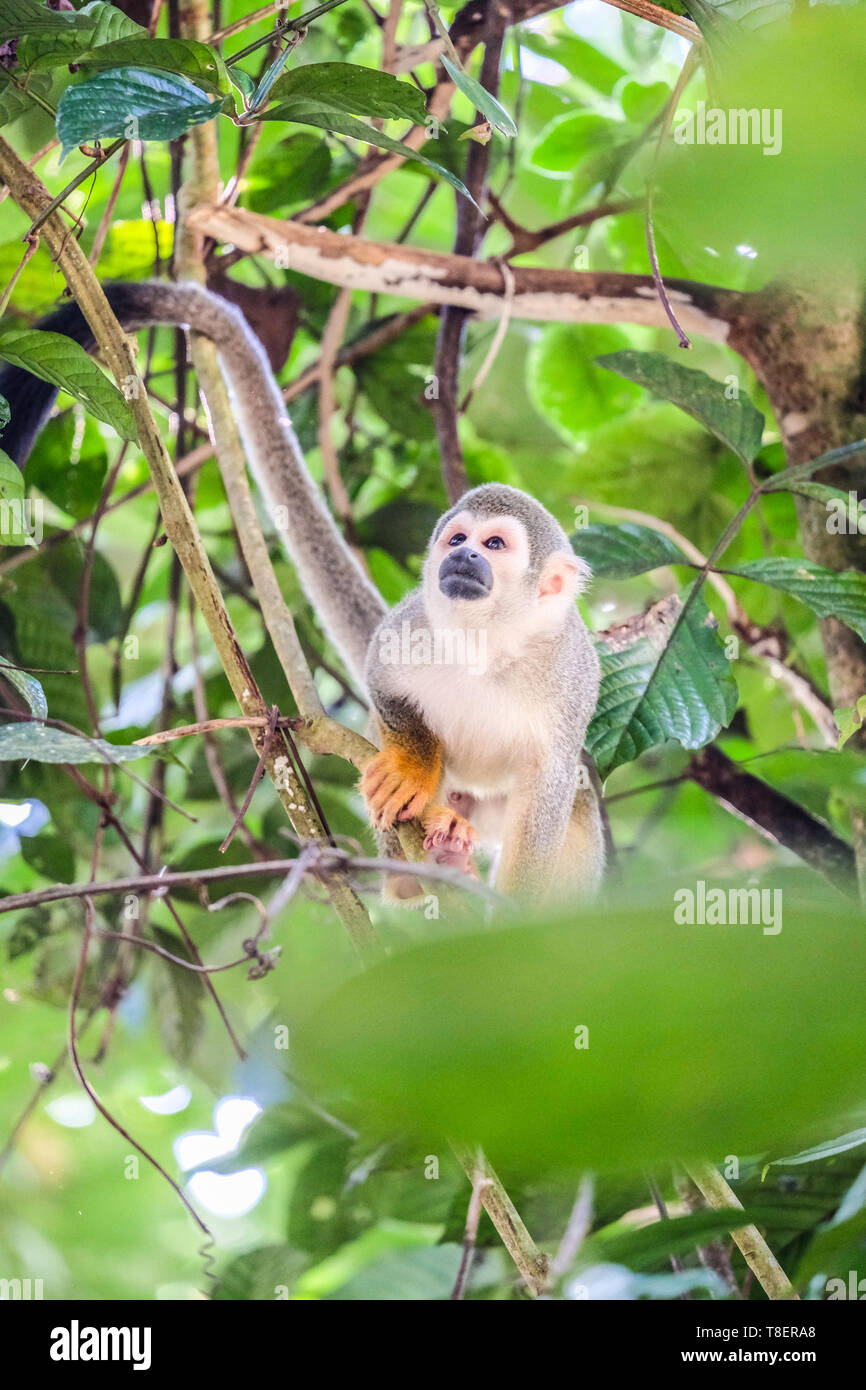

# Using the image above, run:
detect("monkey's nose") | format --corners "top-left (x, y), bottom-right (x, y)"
top-left (466, 550), bottom-right (481, 562)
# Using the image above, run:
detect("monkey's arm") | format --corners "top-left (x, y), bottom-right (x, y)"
top-left (360, 668), bottom-right (444, 830)
top-left (0, 280), bottom-right (386, 687)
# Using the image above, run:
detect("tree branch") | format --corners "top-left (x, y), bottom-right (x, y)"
top-left (187, 205), bottom-right (741, 341)
top-left (686, 744), bottom-right (857, 895)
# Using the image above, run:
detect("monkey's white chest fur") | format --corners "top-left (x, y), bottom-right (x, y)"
top-left (411, 659), bottom-right (552, 798)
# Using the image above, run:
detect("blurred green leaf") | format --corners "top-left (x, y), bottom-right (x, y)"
top-left (213, 1244), bottom-right (308, 1300)
top-left (295, 894), bottom-right (866, 1174)
top-left (529, 325), bottom-right (642, 438)
top-left (20, 830), bottom-right (75, 882)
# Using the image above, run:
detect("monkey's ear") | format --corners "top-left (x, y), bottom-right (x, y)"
top-left (537, 550), bottom-right (592, 601)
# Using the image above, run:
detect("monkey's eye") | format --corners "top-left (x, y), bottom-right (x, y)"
top-left (484, 536), bottom-right (506, 550)
top-left (448, 533), bottom-right (467, 546)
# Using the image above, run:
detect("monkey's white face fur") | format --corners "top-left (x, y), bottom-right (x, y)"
top-left (423, 509), bottom-right (589, 645)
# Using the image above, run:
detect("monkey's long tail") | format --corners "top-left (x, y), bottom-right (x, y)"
top-left (0, 280), bottom-right (387, 687)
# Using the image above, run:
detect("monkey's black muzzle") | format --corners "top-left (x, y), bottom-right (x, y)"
top-left (438, 547), bottom-right (493, 601)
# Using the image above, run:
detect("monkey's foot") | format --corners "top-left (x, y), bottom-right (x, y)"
top-left (421, 803), bottom-right (479, 870)
top-left (360, 746), bottom-right (441, 829)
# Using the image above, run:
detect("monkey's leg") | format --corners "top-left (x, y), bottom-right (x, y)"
top-left (422, 797), bottom-right (478, 865)
top-left (554, 785), bottom-right (606, 899)
top-left (495, 759), bottom-right (591, 900)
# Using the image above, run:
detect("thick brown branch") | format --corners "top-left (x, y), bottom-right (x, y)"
top-left (187, 205), bottom-right (741, 341)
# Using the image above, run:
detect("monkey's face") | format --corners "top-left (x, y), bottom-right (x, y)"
top-left (430, 510), bottom-right (531, 609)
top-left (425, 507), bottom-right (591, 632)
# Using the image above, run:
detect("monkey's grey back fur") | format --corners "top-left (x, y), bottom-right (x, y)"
top-left (124, 281), bottom-right (387, 686)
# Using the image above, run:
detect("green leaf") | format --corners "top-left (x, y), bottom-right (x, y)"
top-left (596, 349), bottom-right (765, 466)
top-left (571, 522), bottom-right (688, 579)
top-left (620, 79), bottom-right (671, 125)
top-left (768, 1128), bottom-right (866, 1169)
top-left (0, 325), bottom-right (135, 439)
top-left (0, 653), bottom-right (47, 719)
top-left (0, 724), bottom-right (152, 763)
top-left (519, 30), bottom-right (626, 95)
top-left (528, 325), bottom-right (642, 439)
top-left (726, 557), bottom-right (866, 643)
top-left (592, 1204), bottom-right (793, 1273)
top-left (326, 1244), bottom-right (463, 1301)
top-left (246, 133), bottom-right (332, 214)
top-left (268, 61), bottom-right (427, 124)
top-left (213, 1245), bottom-right (309, 1301)
top-left (16, 1), bottom-right (144, 69)
top-left (530, 112), bottom-right (612, 175)
top-left (0, 449), bottom-right (34, 547)
top-left (0, 0), bottom-right (96, 41)
top-left (441, 55), bottom-right (516, 137)
top-left (0, 69), bottom-right (53, 128)
top-left (835, 696), bottom-right (866, 750)
top-left (20, 831), bottom-right (75, 883)
top-left (587, 588), bottom-right (738, 778)
top-left (295, 893), bottom-right (866, 1174)
top-left (56, 67), bottom-right (223, 158)
top-left (26, 414), bottom-right (108, 520)
top-left (74, 38), bottom-right (230, 96)
top-left (260, 102), bottom-right (476, 205)
top-left (150, 926), bottom-right (205, 1066)
top-left (188, 1102), bottom-right (328, 1175)
top-left (0, 394), bottom-right (8, 433)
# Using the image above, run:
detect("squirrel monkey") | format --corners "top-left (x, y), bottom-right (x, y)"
top-left (0, 281), bottom-right (604, 900)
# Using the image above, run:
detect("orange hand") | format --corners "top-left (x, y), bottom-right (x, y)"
top-left (360, 745), bottom-right (441, 829)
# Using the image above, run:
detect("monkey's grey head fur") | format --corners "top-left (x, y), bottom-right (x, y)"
top-left (432, 484), bottom-right (573, 578)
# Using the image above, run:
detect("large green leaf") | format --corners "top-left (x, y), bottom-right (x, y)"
top-left (294, 894), bottom-right (866, 1173)
top-left (519, 30), bottom-right (627, 95)
top-left (588, 589), bottom-right (737, 778)
top-left (658, 8), bottom-right (866, 276)
top-left (0, 724), bottom-right (151, 763)
top-left (596, 349), bottom-right (765, 466)
top-left (726, 557), bottom-right (866, 642)
top-left (259, 102), bottom-right (475, 204)
top-left (268, 61), bottom-right (427, 124)
top-left (572, 522), bottom-right (688, 579)
top-left (56, 67), bottom-right (223, 158)
top-left (16, 0), bottom-right (144, 68)
top-left (441, 55), bottom-right (516, 137)
top-left (73, 37), bottom-right (229, 95)
top-left (0, 325), bottom-right (135, 438)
